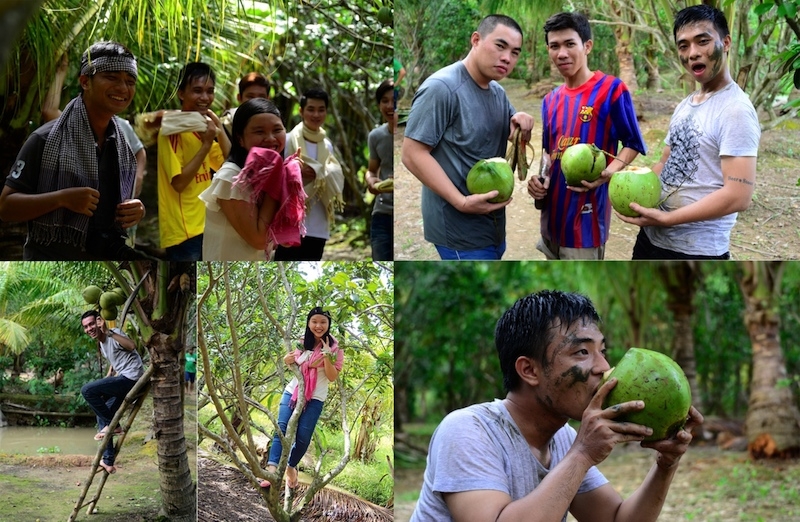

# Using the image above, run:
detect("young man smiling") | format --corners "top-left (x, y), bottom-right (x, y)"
top-left (527, 12), bottom-right (645, 260)
top-left (0, 41), bottom-right (146, 260)
top-left (402, 14), bottom-right (534, 260)
top-left (411, 290), bottom-right (703, 522)
top-left (157, 62), bottom-right (231, 261)
top-left (618, 5), bottom-right (760, 259)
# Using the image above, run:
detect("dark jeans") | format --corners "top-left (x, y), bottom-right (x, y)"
top-left (274, 236), bottom-right (327, 261)
top-left (166, 234), bottom-right (203, 261)
top-left (267, 391), bottom-right (324, 468)
top-left (632, 229), bottom-right (730, 260)
top-left (370, 212), bottom-right (393, 260)
top-left (435, 240), bottom-right (507, 260)
top-left (81, 375), bottom-right (136, 465)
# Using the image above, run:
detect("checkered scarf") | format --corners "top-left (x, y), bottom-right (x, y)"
top-left (31, 95), bottom-right (136, 249)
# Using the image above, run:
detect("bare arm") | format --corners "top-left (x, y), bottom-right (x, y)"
top-left (400, 137), bottom-right (509, 214)
top-left (618, 156), bottom-right (757, 227)
top-left (365, 157), bottom-right (384, 195)
top-left (0, 185), bottom-right (99, 222)
top-left (108, 330), bottom-right (136, 352)
top-left (132, 147), bottom-right (146, 198)
top-left (217, 195), bottom-right (278, 250)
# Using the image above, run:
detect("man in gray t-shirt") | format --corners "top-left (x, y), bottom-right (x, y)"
top-left (401, 14), bottom-right (534, 260)
top-left (619, 5), bottom-right (760, 259)
top-left (80, 309), bottom-right (144, 474)
top-left (411, 291), bottom-right (703, 522)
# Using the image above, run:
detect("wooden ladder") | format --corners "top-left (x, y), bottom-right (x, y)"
top-left (68, 366), bottom-right (154, 521)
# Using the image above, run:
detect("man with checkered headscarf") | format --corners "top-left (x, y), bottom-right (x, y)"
top-left (0, 41), bottom-right (148, 260)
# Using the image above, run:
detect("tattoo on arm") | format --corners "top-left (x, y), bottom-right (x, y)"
top-left (727, 176), bottom-right (754, 186)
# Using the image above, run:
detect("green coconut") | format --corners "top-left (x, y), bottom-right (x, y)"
top-left (609, 167), bottom-right (662, 217)
top-left (466, 157), bottom-right (515, 203)
top-left (602, 347), bottom-right (691, 442)
top-left (112, 287), bottom-right (126, 305)
top-left (101, 291), bottom-right (122, 309)
top-left (82, 285), bottom-right (103, 305)
top-left (561, 143), bottom-right (606, 186)
top-left (100, 306), bottom-right (118, 321)
top-left (377, 6), bottom-right (392, 26)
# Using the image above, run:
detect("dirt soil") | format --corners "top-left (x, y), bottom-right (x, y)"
top-left (197, 456), bottom-right (394, 522)
top-left (394, 444), bottom-right (800, 522)
top-left (0, 394), bottom-right (197, 522)
top-left (393, 79), bottom-right (800, 260)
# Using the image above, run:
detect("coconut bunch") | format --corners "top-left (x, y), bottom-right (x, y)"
top-left (81, 284), bottom-right (125, 321)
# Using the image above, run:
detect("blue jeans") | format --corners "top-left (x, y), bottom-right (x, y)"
top-left (435, 240), bottom-right (506, 260)
top-left (267, 391), bottom-right (324, 468)
top-left (166, 234), bottom-right (203, 261)
top-left (371, 213), bottom-right (393, 260)
top-left (81, 375), bottom-right (136, 465)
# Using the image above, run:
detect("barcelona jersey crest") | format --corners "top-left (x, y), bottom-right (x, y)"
top-left (579, 105), bottom-right (593, 123)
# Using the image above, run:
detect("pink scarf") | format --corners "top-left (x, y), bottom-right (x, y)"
top-left (290, 335), bottom-right (339, 409)
top-left (232, 147), bottom-right (307, 251)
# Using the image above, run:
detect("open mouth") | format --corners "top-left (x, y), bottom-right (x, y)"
top-left (691, 63), bottom-right (706, 76)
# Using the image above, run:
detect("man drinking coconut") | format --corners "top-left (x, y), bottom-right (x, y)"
top-left (401, 14), bottom-right (534, 260)
top-left (410, 290), bottom-right (703, 522)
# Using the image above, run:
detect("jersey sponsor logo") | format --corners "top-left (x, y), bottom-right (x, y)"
top-left (555, 136), bottom-right (581, 159)
top-left (9, 160), bottom-right (25, 179)
top-left (579, 105), bottom-right (594, 123)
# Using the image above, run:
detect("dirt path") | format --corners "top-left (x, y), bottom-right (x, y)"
top-left (393, 79), bottom-right (800, 260)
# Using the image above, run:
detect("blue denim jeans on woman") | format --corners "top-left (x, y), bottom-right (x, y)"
top-left (267, 391), bottom-right (325, 468)
top-left (81, 375), bottom-right (137, 465)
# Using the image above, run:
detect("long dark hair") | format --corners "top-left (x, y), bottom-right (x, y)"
top-left (228, 98), bottom-right (283, 167)
top-left (303, 307), bottom-right (333, 351)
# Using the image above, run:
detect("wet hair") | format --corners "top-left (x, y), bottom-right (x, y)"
top-left (81, 310), bottom-right (100, 322)
top-left (177, 62), bottom-right (216, 91)
top-left (543, 12), bottom-right (592, 45)
top-left (300, 88), bottom-right (329, 109)
top-left (476, 14), bottom-right (523, 40)
top-left (80, 41), bottom-right (136, 76)
top-left (227, 98), bottom-right (283, 167)
top-left (495, 290), bottom-right (601, 392)
top-left (239, 72), bottom-right (270, 97)
top-left (673, 4), bottom-right (730, 41)
top-left (303, 306), bottom-right (333, 351)
top-left (375, 79), bottom-right (394, 104)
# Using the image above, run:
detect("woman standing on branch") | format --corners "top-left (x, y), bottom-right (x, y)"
top-left (260, 307), bottom-right (344, 489)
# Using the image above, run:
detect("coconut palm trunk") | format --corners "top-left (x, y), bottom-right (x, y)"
top-left (739, 261), bottom-right (800, 459)
top-left (658, 262), bottom-right (704, 416)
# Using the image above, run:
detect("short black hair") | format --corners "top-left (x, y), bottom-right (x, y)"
top-left (81, 310), bottom-right (100, 322)
top-left (227, 98), bottom-right (283, 167)
top-left (239, 72), bottom-right (270, 97)
top-left (673, 4), bottom-right (730, 41)
top-left (80, 41), bottom-right (136, 76)
top-left (300, 88), bottom-right (329, 109)
top-left (495, 290), bottom-right (601, 392)
top-left (375, 80), bottom-right (394, 104)
top-left (477, 14), bottom-right (523, 40)
top-left (543, 12), bottom-right (592, 45)
top-left (178, 62), bottom-right (216, 91)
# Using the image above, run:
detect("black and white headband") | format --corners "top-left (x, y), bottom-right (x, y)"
top-left (81, 55), bottom-right (138, 81)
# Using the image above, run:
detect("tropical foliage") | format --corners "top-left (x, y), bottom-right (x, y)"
top-left (197, 261), bottom-right (394, 520)
top-left (395, 0), bottom-right (799, 122)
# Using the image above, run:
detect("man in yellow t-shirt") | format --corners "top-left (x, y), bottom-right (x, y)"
top-left (157, 62), bottom-right (230, 261)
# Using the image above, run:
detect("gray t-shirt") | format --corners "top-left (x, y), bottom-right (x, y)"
top-left (644, 82), bottom-right (760, 256)
top-left (369, 122), bottom-right (393, 216)
top-left (100, 328), bottom-right (144, 381)
top-left (404, 61), bottom-right (515, 250)
top-left (410, 400), bottom-right (608, 522)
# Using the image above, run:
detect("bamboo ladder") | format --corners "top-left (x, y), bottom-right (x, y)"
top-left (67, 365), bottom-right (154, 521)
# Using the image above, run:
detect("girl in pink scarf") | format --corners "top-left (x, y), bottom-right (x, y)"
top-left (260, 307), bottom-right (343, 489)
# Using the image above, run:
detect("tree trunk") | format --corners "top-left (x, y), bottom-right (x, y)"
top-left (645, 35), bottom-right (660, 90)
top-left (740, 261), bottom-right (800, 459)
top-left (610, 0), bottom-right (638, 91)
top-left (658, 262), bottom-right (704, 416)
top-left (148, 331), bottom-right (196, 519)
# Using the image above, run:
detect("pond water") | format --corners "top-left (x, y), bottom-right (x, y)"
top-left (0, 426), bottom-right (100, 456)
